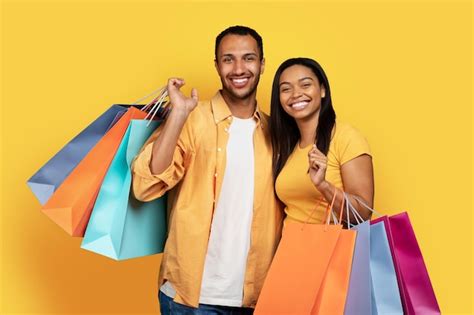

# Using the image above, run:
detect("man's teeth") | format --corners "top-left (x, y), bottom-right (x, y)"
top-left (232, 78), bottom-right (249, 85)
top-left (291, 101), bottom-right (309, 110)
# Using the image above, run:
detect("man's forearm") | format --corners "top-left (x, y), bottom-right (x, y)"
top-left (150, 109), bottom-right (189, 174)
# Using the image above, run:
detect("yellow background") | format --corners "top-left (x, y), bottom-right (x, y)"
top-left (1, 0), bottom-right (472, 314)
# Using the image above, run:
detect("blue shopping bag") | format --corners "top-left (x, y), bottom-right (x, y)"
top-left (344, 219), bottom-right (371, 315)
top-left (370, 220), bottom-right (403, 315)
top-left (27, 105), bottom-right (127, 205)
top-left (81, 119), bottom-right (167, 260)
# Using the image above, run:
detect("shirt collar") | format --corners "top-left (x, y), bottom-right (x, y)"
top-left (211, 90), bottom-right (263, 125)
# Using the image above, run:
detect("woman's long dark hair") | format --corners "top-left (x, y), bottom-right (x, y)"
top-left (271, 57), bottom-right (336, 181)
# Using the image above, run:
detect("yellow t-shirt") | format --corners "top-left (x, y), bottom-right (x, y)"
top-left (275, 122), bottom-right (371, 224)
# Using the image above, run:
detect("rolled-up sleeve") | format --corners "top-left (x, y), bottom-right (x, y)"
top-left (131, 123), bottom-right (190, 202)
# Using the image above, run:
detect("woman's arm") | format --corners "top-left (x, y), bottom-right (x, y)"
top-left (309, 146), bottom-right (374, 223)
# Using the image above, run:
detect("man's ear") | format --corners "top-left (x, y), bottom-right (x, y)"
top-left (260, 57), bottom-right (265, 75)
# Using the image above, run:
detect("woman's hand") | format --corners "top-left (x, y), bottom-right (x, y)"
top-left (308, 145), bottom-right (328, 190)
top-left (167, 77), bottom-right (199, 116)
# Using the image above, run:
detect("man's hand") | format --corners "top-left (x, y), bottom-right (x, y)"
top-left (167, 78), bottom-right (199, 116)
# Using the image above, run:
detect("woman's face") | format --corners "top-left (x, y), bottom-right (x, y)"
top-left (278, 64), bottom-right (326, 121)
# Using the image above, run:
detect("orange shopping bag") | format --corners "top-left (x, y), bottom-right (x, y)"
top-left (312, 200), bottom-right (356, 314)
top-left (255, 190), bottom-right (356, 315)
top-left (42, 106), bottom-right (148, 236)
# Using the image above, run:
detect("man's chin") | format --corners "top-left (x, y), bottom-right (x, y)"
top-left (224, 87), bottom-right (256, 100)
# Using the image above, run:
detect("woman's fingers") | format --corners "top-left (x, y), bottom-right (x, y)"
top-left (309, 156), bottom-right (327, 169)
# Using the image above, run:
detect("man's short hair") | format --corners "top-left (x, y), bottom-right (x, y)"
top-left (215, 25), bottom-right (264, 61)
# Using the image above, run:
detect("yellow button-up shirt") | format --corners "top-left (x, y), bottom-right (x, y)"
top-left (132, 91), bottom-right (283, 308)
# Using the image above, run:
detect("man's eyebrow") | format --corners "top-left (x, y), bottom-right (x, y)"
top-left (220, 52), bottom-right (258, 58)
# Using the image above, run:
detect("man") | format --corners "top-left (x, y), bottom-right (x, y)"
top-left (132, 25), bottom-right (283, 314)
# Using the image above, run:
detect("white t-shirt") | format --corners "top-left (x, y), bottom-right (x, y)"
top-left (160, 116), bottom-right (256, 306)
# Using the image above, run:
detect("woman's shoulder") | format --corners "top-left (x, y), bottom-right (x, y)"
top-left (330, 121), bottom-right (371, 163)
top-left (332, 121), bottom-right (366, 142)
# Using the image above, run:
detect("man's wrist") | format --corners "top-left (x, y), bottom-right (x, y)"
top-left (168, 106), bottom-right (190, 122)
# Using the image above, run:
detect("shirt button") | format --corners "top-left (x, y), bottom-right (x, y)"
top-left (217, 148), bottom-right (222, 152)
top-left (224, 128), bottom-right (228, 132)
top-left (214, 173), bottom-right (218, 177)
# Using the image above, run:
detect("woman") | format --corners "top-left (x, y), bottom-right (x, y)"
top-left (271, 57), bottom-right (373, 224)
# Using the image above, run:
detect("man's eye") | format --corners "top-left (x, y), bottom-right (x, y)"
top-left (245, 56), bottom-right (256, 61)
top-left (223, 58), bottom-right (232, 63)
top-left (280, 88), bottom-right (290, 93)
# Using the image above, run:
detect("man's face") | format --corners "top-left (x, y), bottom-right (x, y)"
top-left (215, 34), bottom-right (265, 100)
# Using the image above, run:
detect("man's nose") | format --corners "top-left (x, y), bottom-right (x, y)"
top-left (233, 60), bottom-right (245, 75)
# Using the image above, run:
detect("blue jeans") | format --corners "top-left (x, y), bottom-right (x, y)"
top-left (159, 291), bottom-right (254, 315)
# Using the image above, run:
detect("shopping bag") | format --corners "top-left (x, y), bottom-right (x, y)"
top-left (27, 105), bottom-right (127, 205)
top-left (41, 106), bottom-right (148, 236)
top-left (312, 225), bottom-right (356, 314)
top-left (343, 195), bottom-right (372, 315)
top-left (374, 213), bottom-right (441, 314)
top-left (370, 219), bottom-right (404, 314)
top-left (81, 119), bottom-right (167, 260)
top-left (255, 191), bottom-right (355, 315)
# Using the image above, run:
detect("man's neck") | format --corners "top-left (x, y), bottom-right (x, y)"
top-left (220, 90), bottom-right (257, 119)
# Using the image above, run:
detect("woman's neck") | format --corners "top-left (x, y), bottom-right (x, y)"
top-left (296, 111), bottom-right (319, 148)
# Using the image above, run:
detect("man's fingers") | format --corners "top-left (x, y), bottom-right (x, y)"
top-left (168, 77), bottom-right (185, 89)
top-left (191, 88), bottom-right (199, 102)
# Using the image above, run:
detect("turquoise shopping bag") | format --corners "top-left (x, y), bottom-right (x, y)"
top-left (81, 119), bottom-right (167, 260)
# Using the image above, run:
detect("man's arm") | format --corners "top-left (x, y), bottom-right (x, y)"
top-left (131, 78), bottom-right (198, 201)
top-left (150, 78), bottom-right (198, 174)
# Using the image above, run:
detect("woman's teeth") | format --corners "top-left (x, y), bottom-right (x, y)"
top-left (291, 101), bottom-right (309, 110)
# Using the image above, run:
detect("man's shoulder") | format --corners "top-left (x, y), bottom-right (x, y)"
top-left (258, 110), bottom-right (270, 126)
top-left (259, 110), bottom-right (270, 120)
top-left (187, 99), bottom-right (213, 122)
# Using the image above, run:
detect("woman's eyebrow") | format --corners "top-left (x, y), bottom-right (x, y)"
top-left (279, 77), bottom-right (314, 86)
